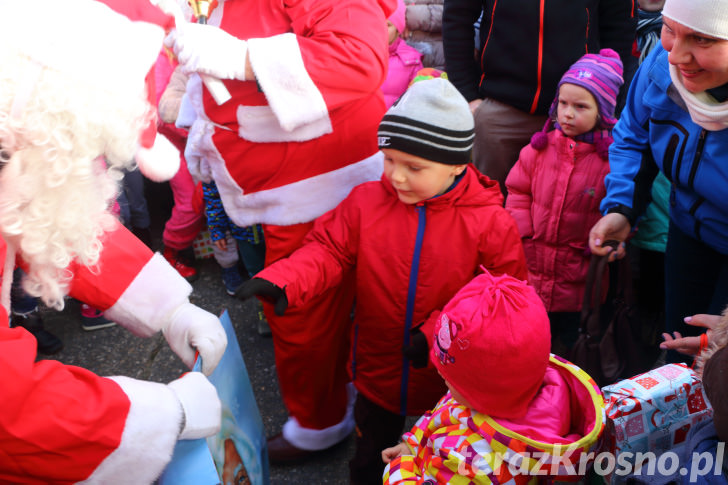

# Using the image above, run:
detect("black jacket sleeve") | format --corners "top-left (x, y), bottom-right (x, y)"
top-left (599, 0), bottom-right (638, 113)
top-left (442, 0), bottom-right (485, 102)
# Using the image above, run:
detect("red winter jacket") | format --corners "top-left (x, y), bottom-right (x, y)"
top-left (505, 130), bottom-right (610, 313)
top-left (260, 166), bottom-right (527, 416)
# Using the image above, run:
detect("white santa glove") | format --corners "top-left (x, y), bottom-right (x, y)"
top-left (168, 371), bottom-right (222, 440)
top-left (163, 302), bottom-right (227, 376)
top-left (184, 119), bottom-right (213, 183)
top-left (164, 23), bottom-right (248, 81)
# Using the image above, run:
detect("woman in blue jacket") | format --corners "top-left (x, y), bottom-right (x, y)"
top-left (589, 0), bottom-right (728, 363)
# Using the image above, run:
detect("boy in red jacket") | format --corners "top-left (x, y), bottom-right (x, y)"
top-left (239, 78), bottom-right (527, 484)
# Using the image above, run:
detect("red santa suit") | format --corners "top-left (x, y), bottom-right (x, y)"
top-left (0, 2), bottom-right (225, 482)
top-left (0, 223), bottom-right (217, 484)
top-left (178, 0), bottom-right (397, 448)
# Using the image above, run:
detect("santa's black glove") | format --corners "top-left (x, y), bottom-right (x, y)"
top-left (235, 278), bottom-right (288, 316)
top-left (403, 330), bottom-right (429, 369)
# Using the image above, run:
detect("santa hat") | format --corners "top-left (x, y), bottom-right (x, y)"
top-left (431, 270), bottom-right (551, 418)
top-left (1, 0), bottom-right (179, 181)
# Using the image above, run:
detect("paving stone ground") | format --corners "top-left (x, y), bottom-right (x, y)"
top-left (37, 181), bottom-right (355, 484)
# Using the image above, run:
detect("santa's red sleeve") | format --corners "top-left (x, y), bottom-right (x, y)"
top-left (0, 325), bottom-right (185, 483)
top-left (0, 220), bottom-right (201, 483)
top-left (68, 220), bottom-right (192, 337)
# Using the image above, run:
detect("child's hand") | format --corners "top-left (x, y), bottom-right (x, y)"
top-left (214, 238), bottom-right (227, 251)
top-left (382, 442), bottom-right (412, 464)
top-left (660, 331), bottom-right (701, 356)
top-left (236, 278), bottom-right (288, 316)
top-left (660, 313), bottom-right (720, 355)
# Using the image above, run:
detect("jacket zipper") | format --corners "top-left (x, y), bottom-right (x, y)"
top-left (687, 129), bottom-right (706, 189)
top-left (687, 129), bottom-right (707, 238)
top-left (400, 204), bottom-right (426, 415)
top-left (528, 0), bottom-right (546, 114)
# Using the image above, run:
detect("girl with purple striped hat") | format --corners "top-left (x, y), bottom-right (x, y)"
top-left (504, 49), bottom-right (624, 356)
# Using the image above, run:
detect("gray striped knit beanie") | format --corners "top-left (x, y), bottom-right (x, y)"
top-left (377, 78), bottom-right (475, 165)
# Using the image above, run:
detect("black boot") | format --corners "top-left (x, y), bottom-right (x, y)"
top-left (12, 312), bottom-right (64, 355)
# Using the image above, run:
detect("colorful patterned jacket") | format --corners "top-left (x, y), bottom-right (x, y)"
top-left (202, 181), bottom-right (263, 245)
top-left (383, 355), bottom-right (605, 484)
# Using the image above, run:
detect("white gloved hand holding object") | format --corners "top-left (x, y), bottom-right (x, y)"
top-left (163, 302), bottom-right (227, 376)
top-left (168, 371), bottom-right (222, 440)
top-left (164, 23), bottom-right (248, 81)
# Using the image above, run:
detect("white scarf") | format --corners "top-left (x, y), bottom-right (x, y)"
top-left (669, 64), bottom-right (728, 131)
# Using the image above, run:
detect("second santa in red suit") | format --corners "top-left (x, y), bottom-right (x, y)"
top-left (165, 0), bottom-right (397, 459)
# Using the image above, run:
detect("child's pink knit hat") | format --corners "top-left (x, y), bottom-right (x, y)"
top-left (389, 0), bottom-right (407, 35)
top-left (431, 269), bottom-right (551, 418)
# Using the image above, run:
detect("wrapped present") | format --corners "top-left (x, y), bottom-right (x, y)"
top-left (192, 230), bottom-right (215, 259)
top-left (599, 363), bottom-right (713, 483)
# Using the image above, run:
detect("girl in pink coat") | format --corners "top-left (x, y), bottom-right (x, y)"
top-left (382, 0), bottom-right (424, 108)
top-left (505, 49), bottom-right (624, 355)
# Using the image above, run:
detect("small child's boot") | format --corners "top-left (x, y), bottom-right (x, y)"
top-left (257, 301), bottom-right (272, 337)
top-left (221, 265), bottom-right (244, 296)
top-left (163, 246), bottom-right (198, 282)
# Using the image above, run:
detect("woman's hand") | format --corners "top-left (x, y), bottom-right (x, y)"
top-left (588, 213), bottom-right (631, 261)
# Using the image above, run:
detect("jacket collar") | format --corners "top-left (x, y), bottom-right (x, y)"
top-left (381, 164), bottom-right (504, 210)
top-left (648, 44), bottom-right (690, 111)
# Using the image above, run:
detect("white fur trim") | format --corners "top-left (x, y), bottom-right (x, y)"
top-left (175, 91), bottom-right (197, 129)
top-left (282, 383), bottom-right (357, 451)
top-left (78, 376), bottom-right (182, 485)
top-left (104, 253), bottom-right (192, 337)
top-left (136, 134), bottom-right (181, 182)
top-left (3, 0), bottom-right (163, 95)
top-left (247, 33), bottom-right (331, 132)
top-left (213, 151), bottom-right (384, 227)
top-left (237, 104), bottom-right (332, 142)
top-left (185, 73), bottom-right (207, 122)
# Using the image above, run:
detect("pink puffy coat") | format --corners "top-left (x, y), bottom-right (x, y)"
top-left (382, 37), bottom-right (424, 108)
top-left (505, 130), bottom-right (609, 312)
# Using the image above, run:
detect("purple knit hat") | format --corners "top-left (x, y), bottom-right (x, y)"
top-left (531, 49), bottom-right (624, 155)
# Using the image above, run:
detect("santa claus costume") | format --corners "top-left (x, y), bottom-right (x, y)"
top-left (166, 0), bottom-right (397, 456)
top-left (0, 1), bottom-right (227, 483)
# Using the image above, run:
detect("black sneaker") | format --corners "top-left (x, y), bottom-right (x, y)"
top-left (11, 312), bottom-right (64, 354)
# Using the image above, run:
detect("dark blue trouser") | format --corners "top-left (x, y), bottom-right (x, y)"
top-left (11, 268), bottom-right (38, 315)
top-left (118, 168), bottom-right (150, 230)
top-left (236, 237), bottom-right (266, 278)
top-left (664, 222), bottom-right (728, 363)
